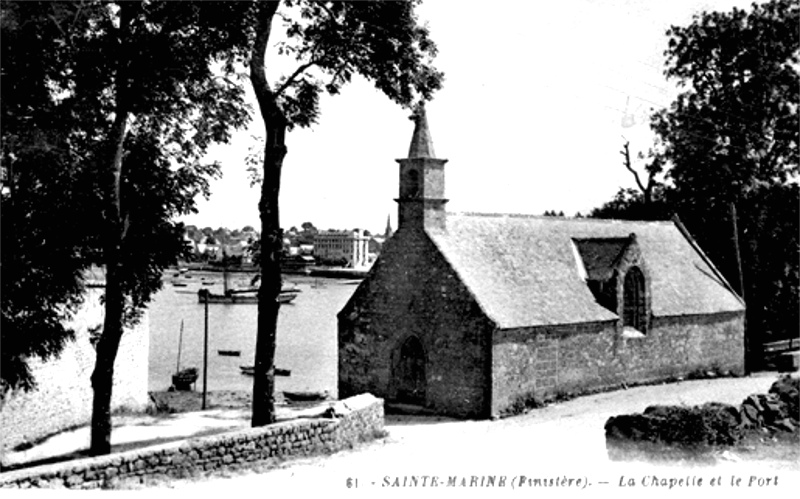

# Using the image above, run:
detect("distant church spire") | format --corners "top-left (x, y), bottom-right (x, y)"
top-left (408, 103), bottom-right (436, 159)
top-left (384, 214), bottom-right (394, 238)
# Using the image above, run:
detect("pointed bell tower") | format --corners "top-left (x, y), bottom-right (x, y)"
top-left (395, 105), bottom-right (448, 232)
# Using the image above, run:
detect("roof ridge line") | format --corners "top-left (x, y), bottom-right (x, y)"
top-left (671, 215), bottom-right (745, 306)
top-left (450, 212), bottom-right (674, 224)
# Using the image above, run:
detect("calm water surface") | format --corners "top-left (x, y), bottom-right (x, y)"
top-left (147, 273), bottom-right (358, 396)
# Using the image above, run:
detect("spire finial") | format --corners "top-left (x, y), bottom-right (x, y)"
top-left (408, 102), bottom-right (435, 159)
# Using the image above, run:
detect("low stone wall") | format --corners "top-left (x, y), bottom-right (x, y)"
top-left (0, 394), bottom-right (383, 489)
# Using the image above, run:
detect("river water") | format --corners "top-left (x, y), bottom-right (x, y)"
top-left (147, 272), bottom-right (359, 396)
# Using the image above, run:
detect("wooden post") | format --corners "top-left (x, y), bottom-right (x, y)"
top-left (730, 203), bottom-right (746, 300)
top-left (202, 289), bottom-right (209, 409)
top-left (176, 319), bottom-right (184, 374)
top-left (730, 202), bottom-right (749, 374)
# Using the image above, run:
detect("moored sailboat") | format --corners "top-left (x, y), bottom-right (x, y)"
top-left (197, 269), bottom-right (300, 304)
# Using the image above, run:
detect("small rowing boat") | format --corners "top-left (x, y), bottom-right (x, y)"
top-left (283, 390), bottom-right (330, 402)
top-left (218, 350), bottom-right (241, 357)
top-left (239, 366), bottom-right (291, 377)
top-left (172, 367), bottom-right (198, 391)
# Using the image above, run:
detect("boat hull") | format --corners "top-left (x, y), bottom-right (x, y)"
top-left (197, 291), bottom-right (297, 304)
top-left (239, 366), bottom-right (291, 377)
top-left (283, 391), bottom-right (330, 402)
top-left (171, 368), bottom-right (198, 391)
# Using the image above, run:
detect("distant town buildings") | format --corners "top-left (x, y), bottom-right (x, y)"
top-left (182, 219), bottom-right (392, 269)
top-left (182, 225), bottom-right (258, 264)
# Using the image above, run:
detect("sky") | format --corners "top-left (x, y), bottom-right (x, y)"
top-left (180, 0), bottom-right (756, 234)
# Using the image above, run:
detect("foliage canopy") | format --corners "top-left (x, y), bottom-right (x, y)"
top-left (592, 0), bottom-right (799, 352)
top-left (0, 1), bottom-right (252, 395)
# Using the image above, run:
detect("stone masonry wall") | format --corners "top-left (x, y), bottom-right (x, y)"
top-left (0, 288), bottom-right (150, 454)
top-left (492, 311), bottom-right (744, 416)
top-left (339, 228), bottom-right (493, 418)
top-left (0, 394), bottom-right (384, 489)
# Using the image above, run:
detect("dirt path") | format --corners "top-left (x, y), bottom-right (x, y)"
top-left (143, 372), bottom-right (798, 495)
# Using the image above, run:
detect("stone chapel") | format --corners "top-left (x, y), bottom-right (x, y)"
top-left (337, 108), bottom-right (745, 418)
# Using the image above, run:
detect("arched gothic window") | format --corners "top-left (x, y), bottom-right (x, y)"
top-left (623, 266), bottom-right (646, 332)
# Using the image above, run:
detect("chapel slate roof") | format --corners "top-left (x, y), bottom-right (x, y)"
top-left (427, 213), bottom-right (744, 330)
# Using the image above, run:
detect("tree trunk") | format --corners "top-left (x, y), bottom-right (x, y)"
top-left (90, 3), bottom-right (132, 455)
top-left (252, 141), bottom-right (285, 426)
top-left (90, 247), bottom-right (126, 455)
top-left (249, 1), bottom-right (284, 427)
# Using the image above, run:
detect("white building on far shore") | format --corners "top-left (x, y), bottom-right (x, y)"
top-left (314, 229), bottom-right (371, 269)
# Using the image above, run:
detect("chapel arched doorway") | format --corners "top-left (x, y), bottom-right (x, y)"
top-left (394, 335), bottom-right (426, 405)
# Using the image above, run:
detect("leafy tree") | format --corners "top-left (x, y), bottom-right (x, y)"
top-left (2, 1), bottom-right (254, 455)
top-left (591, 138), bottom-right (671, 220)
top-left (212, 227), bottom-right (230, 246)
top-left (0, 1), bottom-right (93, 393)
top-left (246, 236), bottom-right (263, 266)
top-left (185, 225), bottom-right (201, 242)
top-left (620, 140), bottom-right (666, 211)
top-left (655, 0), bottom-right (798, 364)
top-left (86, 1), bottom-right (255, 455)
top-left (589, 186), bottom-right (672, 220)
top-left (593, 0), bottom-right (798, 367)
top-left (246, 0), bottom-right (442, 425)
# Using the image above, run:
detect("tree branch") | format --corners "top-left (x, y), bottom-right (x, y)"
top-left (250, 0), bottom-right (281, 122)
top-left (274, 58), bottom-right (320, 97)
top-left (621, 140), bottom-right (648, 194)
top-left (326, 62), bottom-right (349, 91)
top-left (318, 2), bottom-right (336, 21)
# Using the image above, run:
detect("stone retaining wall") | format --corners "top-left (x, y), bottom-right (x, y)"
top-left (0, 394), bottom-right (383, 489)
